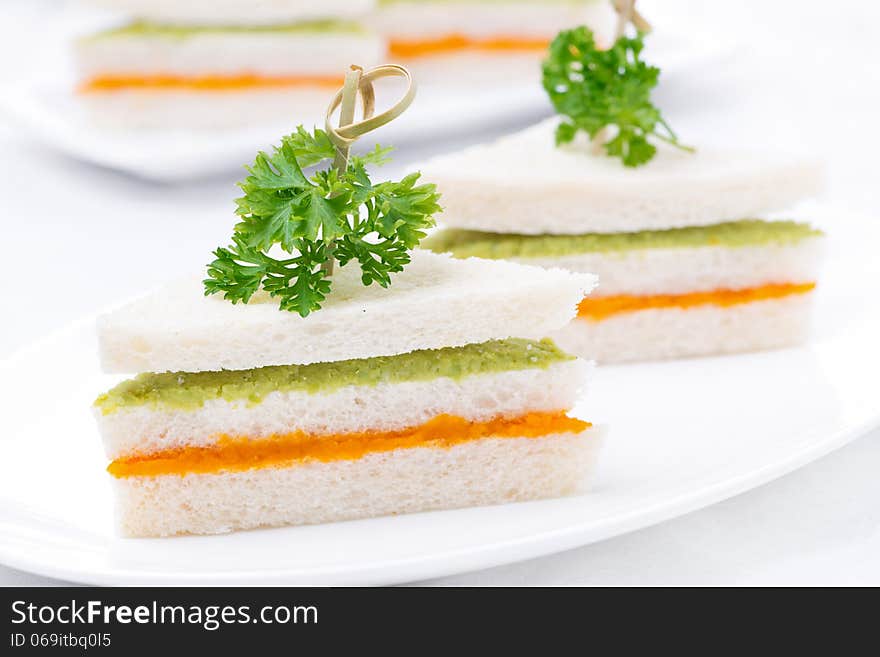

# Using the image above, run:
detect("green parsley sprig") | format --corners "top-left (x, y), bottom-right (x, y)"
top-left (204, 126), bottom-right (442, 317)
top-left (542, 26), bottom-right (692, 167)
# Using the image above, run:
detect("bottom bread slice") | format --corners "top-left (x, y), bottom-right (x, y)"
top-left (114, 430), bottom-right (601, 537)
top-left (79, 88), bottom-right (330, 129)
top-left (551, 293), bottom-right (814, 364)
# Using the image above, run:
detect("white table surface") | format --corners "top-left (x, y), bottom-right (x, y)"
top-left (1, 0), bottom-right (878, 586)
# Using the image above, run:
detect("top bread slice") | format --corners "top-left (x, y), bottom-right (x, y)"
top-left (98, 251), bottom-right (596, 374)
top-left (83, 0), bottom-right (376, 25)
top-left (419, 119), bottom-right (823, 235)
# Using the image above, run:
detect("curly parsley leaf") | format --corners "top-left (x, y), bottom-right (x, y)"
top-left (204, 126), bottom-right (442, 317)
top-left (542, 26), bottom-right (692, 167)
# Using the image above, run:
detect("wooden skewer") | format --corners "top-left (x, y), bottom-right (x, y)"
top-left (320, 64), bottom-right (417, 275)
top-left (331, 66), bottom-right (365, 173)
top-left (324, 64), bottom-right (416, 153)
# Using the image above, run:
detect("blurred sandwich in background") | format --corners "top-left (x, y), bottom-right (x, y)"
top-left (371, 0), bottom-right (615, 83)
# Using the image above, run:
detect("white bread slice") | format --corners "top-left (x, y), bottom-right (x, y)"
top-left (75, 28), bottom-right (383, 79)
top-left (552, 293), bottom-right (815, 363)
top-left (420, 119), bottom-right (824, 235)
top-left (81, 1), bottom-right (376, 25)
top-left (98, 251), bottom-right (596, 374)
top-left (370, 0), bottom-right (614, 41)
top-left (78, 88), bottom-right (331, 130)
top-left (511, 238), bottom-right (824, 297)
top-left (97, 359), bottom-right (589, 459)
top-left (114, 429), bottom-right (602, 537)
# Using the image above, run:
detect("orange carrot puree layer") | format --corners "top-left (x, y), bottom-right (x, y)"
top-left (108, 411), bottom-right (590, 478)
top-left (79, 73), bottom-right (345, 93)
top-left (389, 34), bottom-right (551, 58)
top-left (578, 282), bottom-right (816, 321)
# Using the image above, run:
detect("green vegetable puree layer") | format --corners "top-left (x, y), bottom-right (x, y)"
top-left (94, 338), bottom-right (574, 415)
top-left (89, 19), bottom-right (366, 41)
top-left (422, 220), bottom-right (823, 260)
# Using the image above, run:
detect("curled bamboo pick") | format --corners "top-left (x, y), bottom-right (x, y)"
top-left (319, 64), bottom-right (416, 275)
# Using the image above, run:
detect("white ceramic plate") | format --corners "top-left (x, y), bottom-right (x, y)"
top-left (0, 22), bottom-right (732, 181)
top-left (1, 207), bottom-right (879, 585)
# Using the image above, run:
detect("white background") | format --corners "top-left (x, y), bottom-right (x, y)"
top-left (1, 0), bottom-right (878, 585)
